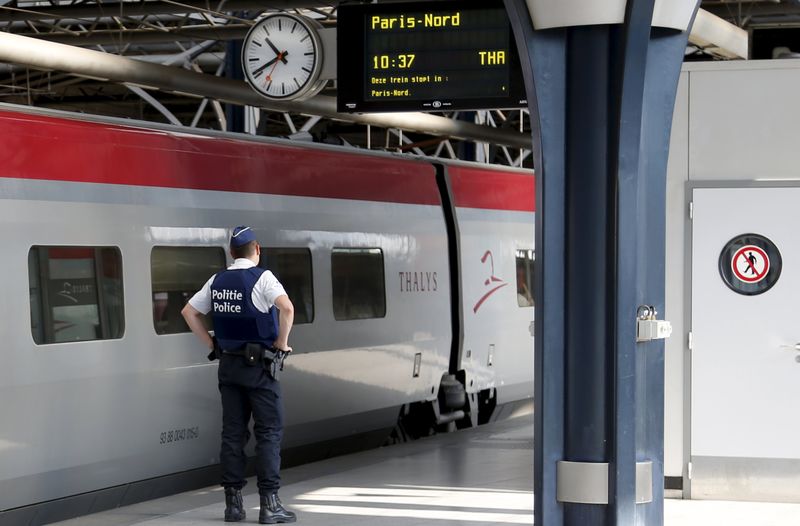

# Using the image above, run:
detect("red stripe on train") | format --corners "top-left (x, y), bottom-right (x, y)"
top-left (1, 112), bottom-right (440, 206)
top-left (448, 165), bottom-right (535, 212)
top-left (1, 110), bottom-right (534, 212)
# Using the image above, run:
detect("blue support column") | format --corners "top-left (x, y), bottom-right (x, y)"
top-left (565, 25), bottom-right (612, 526)
top-left (502, 5), bottom-right (566, 523)
top-left (610, 2), bottom-right (657, 523)
top-left (503, 1), bottom-right (699, 525)
top-left (225, 39), bottom-right (245, 133)
top-left (634, 19), bottom-right (698, 526)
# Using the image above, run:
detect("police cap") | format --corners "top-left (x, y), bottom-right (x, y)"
top-left (230, 226), bottom-right (256, 248)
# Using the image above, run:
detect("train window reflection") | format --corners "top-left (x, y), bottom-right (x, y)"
top-left (516, 249), bottom-right (534, 308)
top-left (28, 246), bottom-right (125, 344)
top-left (151, 246), bottom-right (225, 335)
top-left (332, 248), bottom-right (386, 321)
top-left (260, 248), bottom-right (314, 324)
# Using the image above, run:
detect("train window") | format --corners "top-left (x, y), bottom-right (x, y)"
top-left (331, 248), bottom-right (386, 320)
top-left (516, 249), bottom-right (535, 308)
top-left (28, 246), bottom-right (125, 344)
top-left (260, 248), bottom-right (314, 324)
top-left (151, 246), bottom-right (226, 335)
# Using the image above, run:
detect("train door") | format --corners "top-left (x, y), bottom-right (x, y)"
top-left (689, 185), bottom-right (800, 502)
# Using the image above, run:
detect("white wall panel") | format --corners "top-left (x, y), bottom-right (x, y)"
top-left (664, 71), bottom-right (689, 479)
top-left (689, 61), bottom-right (800, 182)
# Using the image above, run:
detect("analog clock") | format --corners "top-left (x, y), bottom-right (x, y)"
top-left (241, 13), bottom-right (326, 101)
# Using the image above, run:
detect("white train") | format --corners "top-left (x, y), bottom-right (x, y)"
top-left (0, 104), bottom-right (534, 522)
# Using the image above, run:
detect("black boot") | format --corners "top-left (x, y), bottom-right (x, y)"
top-left (224, 487), bottom-right (246, 522)
top-left (259, 492), bottom-right (296, 524)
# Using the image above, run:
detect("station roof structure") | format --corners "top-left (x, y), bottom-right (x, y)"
top-left (0, 1), bottom-right (784, 166)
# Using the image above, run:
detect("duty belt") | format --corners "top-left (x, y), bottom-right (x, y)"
top-left (210, 340), bottom-right (288, 380)
top-left (221, 342), bottom-right (265, 366)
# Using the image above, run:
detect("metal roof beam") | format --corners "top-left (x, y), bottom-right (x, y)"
top-left (0, 0), bottom-right (330, 22)
top-left (705, 3), bottom-right (800, 19)
top-left (689, 8), bottom-right (749, 59)
top-left (21, 24), bottom-right (250, 45)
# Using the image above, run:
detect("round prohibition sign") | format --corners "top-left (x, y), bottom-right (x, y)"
top-left (718, 233), bottom-right (782, 296)
top-left (731, 245), bottom-right (769, 284)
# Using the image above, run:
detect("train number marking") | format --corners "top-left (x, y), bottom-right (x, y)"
top-left (159, 426), bottom-right (200, 445)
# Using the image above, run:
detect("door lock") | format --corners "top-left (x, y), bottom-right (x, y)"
top-left (636, 305), bottom-right (672, 343)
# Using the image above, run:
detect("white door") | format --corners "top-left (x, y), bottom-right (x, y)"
top-left (691, 186), bottom-right (800, 502)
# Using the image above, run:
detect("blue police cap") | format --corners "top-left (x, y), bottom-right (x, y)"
top-left (230, 226), bottom-right (256, 248)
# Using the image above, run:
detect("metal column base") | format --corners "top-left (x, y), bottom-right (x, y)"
top-left (556, 461), bottom-right (653, 504)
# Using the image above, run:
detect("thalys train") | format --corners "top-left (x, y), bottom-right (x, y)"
top-left (0, 104), bottom-right (534, 521)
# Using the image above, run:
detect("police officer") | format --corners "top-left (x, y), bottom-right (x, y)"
top-left (181, 226), bottom-right (297, 524)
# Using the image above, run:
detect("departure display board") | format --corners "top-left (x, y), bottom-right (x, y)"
top-left (337, 1), bottom-right (527, 113)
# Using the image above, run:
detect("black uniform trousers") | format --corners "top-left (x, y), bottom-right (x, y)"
top-left (217, 353), bottom-right (283, 495)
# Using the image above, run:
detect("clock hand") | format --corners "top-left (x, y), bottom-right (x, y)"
top-left (265, 51), bottom-right (285, 84)
top-left (265, 38), bottom-right (289, 64)
top-left (265, 37), bottom-right (280, 56)
top-left (257, 53), bottom-right (283, 72)
top-left (252, 61), bottom-right (271, 76)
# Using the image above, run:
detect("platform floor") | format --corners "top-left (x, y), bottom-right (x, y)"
top-left (50, 410), bottom-right (800, 526)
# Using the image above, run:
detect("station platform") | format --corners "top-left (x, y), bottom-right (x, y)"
top-left (50, 409), bottom-right (800, 526)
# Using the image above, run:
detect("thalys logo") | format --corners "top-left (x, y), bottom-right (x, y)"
top-left (473, 250), bottom-right (508, 313)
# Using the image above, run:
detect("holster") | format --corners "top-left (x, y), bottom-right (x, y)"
top-left (207, 336), bottom-right (222, 361)
top-left (262, 347), bottom-right (287, 381)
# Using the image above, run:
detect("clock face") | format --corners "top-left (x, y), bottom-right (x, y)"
top-left (242, 14), bottom-right (325, 101)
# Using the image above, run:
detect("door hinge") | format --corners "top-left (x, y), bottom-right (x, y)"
top-left (688, 201), bottom-right (693, 220)
top-left (687, 331), bottom-right (693, 352)
top-left (687, 461), bottom-right (693, 480)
